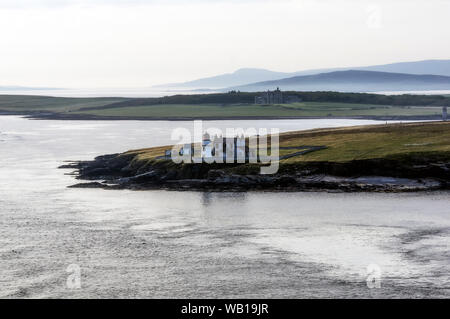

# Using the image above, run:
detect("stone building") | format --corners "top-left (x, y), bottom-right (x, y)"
top-left (255, 87), bottom-right (283, 104)
top-left (254, 88), bottom-right (302, 105)
top-left (213, 134), bottom-right (246, 163)
top-left (171, 133), bottom-right (249, 163)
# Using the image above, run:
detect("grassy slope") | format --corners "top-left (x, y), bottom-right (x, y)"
top-left (0, 94), bottom-right (444, 118)
top-left (75, 102), bottom-right (441, 118)
top-left (125, 121), bottom-right (450, 167)
top-left (279, 121), bottom-right (450, 162)
top-left (0, 95), bottom-right (126, 112)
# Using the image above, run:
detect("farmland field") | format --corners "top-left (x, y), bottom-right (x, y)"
top-left (75, 102), bottom-right (442, 118)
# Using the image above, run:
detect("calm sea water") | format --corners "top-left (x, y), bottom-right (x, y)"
top-left (1, 88), bottom-right (450, 97)
top-left (0, 116), bottom-right (448, 298)
top-left (0, 88), bottom-right (216, 98)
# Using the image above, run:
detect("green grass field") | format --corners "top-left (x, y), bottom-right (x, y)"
top-left (279, 121), bottom-right (450, 162)
top-left (126, 121), bottom-right (450, 166)
top-left (0, 94), bottom-right (444, 119)
top-left (76, 102), bottom-right (442, 118)
top-left (0, 95), bottom-right (125, 112)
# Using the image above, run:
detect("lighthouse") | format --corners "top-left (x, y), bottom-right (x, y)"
top-left (202, 132), bottom-right (213, 158)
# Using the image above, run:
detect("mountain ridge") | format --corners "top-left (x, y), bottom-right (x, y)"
top-left (155, 59), bottom-right (450, 90)
top-left (154, 68), bottom-right (293, 89)
top-left (228, 70), bottom-right (450, 92)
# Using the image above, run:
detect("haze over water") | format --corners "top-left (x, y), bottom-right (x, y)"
top-left (1, 88), bottom-right (450, 98)
top-left (0, 116), bottom-right (449, 298)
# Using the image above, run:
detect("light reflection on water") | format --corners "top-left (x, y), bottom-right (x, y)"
top-left (0, 116), bottom-right (449, 298)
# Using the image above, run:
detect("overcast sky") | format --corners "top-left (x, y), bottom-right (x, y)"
top-left (1, 0), bottom-right (450, 88)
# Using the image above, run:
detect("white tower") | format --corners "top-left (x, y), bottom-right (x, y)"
top-left (213, 135), bottom-right (224, 163)
top-left (236, 134), bottom-right (246, 163)
top-left (202, 132), bottom-right (213, 159)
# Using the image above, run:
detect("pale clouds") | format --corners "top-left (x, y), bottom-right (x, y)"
top-left (1, 0), bottom-right (449, 87)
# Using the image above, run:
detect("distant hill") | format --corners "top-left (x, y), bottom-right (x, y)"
top-left (228, 70), bottom-right (450, 92)
top-left (280, 59), bottom-right (450, 78)
top-left (155, 59), bottom-right (450, 90)
top-left (154, 68), bottom-right (295, 89)
top-left (356, 59), bottom-right (450, 76)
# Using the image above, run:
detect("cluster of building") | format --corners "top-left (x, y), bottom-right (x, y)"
top-left (166, 132), bottom-right (257, 162)
top-left (254, 87), bottom-right (302, 105)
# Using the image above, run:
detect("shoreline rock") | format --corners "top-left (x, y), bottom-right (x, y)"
top-left (61, 153), bottom-right (450, 193)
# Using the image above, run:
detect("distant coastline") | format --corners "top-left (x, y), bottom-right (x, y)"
top-left (1, 90), bottom-right (448, 121)
top-left (0, 88), bottom-right (449, 99)
top-left (0, 110), bottom-right (443, 122)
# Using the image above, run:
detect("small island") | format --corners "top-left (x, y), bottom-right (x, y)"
top-left (62, 121), bottom-right (450, 192)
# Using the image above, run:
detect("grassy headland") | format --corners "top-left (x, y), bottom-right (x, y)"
top-left (0, 95), bottom-right (126, 112)
top-left (125, 121), bottom-right (450, 165)
top-left (1, 91), bottom-right (449, 120)
top-left (74, 102), bottom-right (442, 119)
top-left (67, 121), bottom-right (450, 192)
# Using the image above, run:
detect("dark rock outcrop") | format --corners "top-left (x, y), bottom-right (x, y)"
top-left (61, 153), bottom-right (450, 192)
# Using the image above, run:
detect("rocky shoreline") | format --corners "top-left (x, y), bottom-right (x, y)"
top-left (60, 152), bottom-right (450, 192)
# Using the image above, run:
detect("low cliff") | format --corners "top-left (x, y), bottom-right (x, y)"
top-left (61, 121), bottom-right (450, 192)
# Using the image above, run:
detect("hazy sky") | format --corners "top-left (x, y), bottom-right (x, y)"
top-left (1, 0), bottom-right (450, 88)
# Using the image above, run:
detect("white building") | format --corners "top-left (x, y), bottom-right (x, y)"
top-left (236, 134), bottom-right (245, 162)
top-left (202, 132), bottom-right (213, 158)
top-left (181, 143), bottom-right (191, 156)
top-left (212, 135), bottom-right (224, 160)
top-left (170, 132), bottom-right (249, 163)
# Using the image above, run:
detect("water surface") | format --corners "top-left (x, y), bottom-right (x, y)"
top-left (0, 116), bottom-right (448, 298)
